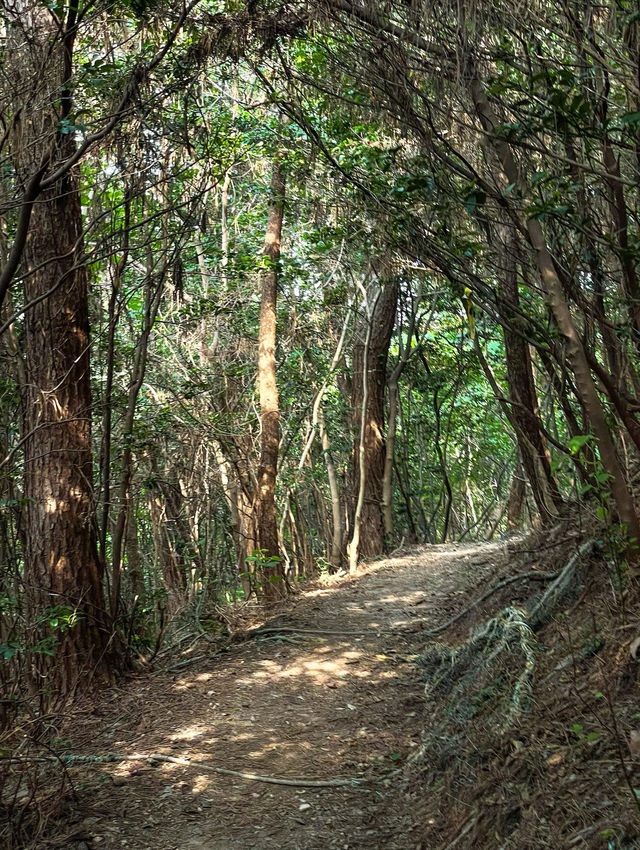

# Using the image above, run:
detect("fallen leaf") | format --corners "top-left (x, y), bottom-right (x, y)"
top-left (630, 637), bottom-right (640, 660)
top-left (629, 730), bottom-right (640, 757)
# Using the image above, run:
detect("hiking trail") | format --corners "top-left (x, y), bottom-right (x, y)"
top-left (61, 541), bottom-right (505, 850)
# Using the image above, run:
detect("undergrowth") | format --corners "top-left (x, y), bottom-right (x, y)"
top-left (408, 521), bottom-right (640, 850)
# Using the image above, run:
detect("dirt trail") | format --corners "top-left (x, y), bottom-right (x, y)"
top-left (63, 542), bottom-right (505, 850)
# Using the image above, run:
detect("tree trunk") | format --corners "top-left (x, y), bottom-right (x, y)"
top-left (382, 377), bottom-right (399, 540)
top-left (109, 261), bottom-right (164, 617)
top-left (350, 276), bottom-right (398, 562)
top-left (383, 296), bottom-right (418, 541)
top-left (147, 488), bottom-right (186, 614)
top-left (12, 3), bottom-right (114, 693)
top-left (320, 410), bottom-right (344, 571)
top-left (472, 76), bottom-right (640, 550)
top-left (253, 154), bottom-right (286, 600)
top-left (506, 456), bottom-right (526, 530)
top-left (21, 139), bottom-right (114, 693)
top-left (498, 225), bottom-right (564, 522)
top-left (125, 496), bottom-right (144, 601)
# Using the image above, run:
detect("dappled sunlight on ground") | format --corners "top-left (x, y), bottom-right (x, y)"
top-left (61, 540), bottom-right (505, 849)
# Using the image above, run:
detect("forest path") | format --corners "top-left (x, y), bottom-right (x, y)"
top-left (65, 541), bottom-right (505, 850)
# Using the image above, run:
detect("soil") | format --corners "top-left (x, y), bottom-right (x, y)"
top-left (56, 540), bottom-right (506, 850)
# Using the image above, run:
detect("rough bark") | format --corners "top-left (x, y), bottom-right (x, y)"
top-left (20, 146), bottom-right (114, 692)
top-left (350, 276), bottom-right (398, 561)
top-left (11, 2), bottom-right (114, 693)
top-left (253, 155), bottom-right (286, 599)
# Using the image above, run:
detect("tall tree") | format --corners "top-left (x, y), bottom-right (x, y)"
top-left (9, 0), bottom-right (113, 692)
top-left (253, 152), bottom-right (287, 599)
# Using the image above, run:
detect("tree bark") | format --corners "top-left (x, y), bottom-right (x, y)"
top-left (506, 456), bottom-right (526, 530)
top-left (320, 411), bottom-right (344, 571)
top-left (497, 225), bottom-right (564, 522)
top-left (471, 76), bottom-right (640, 549)
top-left (350, 275), bottom-right (398, 562)
top-left (253, 154), bottom-right (286, 600)
top-left (11, 2), bottom-right (114, 693)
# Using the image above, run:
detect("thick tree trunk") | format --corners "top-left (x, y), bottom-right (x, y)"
top-left (253, 155), bottom-right (286, 600)
top-left (10, 3), bottom-right (115, 693)
top-left (21, 146), bottom-right (112, 693)
top-left (350, 276), bottom-right (398, 562)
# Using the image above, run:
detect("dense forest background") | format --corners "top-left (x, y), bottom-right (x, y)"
top-left (1, 0), bottom-right (639, 718)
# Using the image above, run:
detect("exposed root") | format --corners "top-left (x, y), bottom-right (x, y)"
top-left (244, 626), bottom-right (384, 638)
top-left (1, 752), bottom-right (366, 788)
top-left (421, 569), bottom-right (558, 638)
top-left (528, 540), bottom-right (596, 628)
top-left (135, 753), bottom-right (366, 787)
top-left (413, 539), bottom-right (598, 777)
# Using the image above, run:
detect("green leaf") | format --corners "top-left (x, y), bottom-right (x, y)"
top-left (621, 111), bottom-right (640, 126)
top-left (567, 434), bottom-right (593, 455)
top-left (0, 644), bottom-right (17, 661)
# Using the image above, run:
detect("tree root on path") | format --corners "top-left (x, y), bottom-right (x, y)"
top-left (2, 752), bottom-right (367, 788)
top-left (132, 754), bottom-right (366, 787)
top-left (245, 626), bottom-right (385, 638)
top-left (421, 569), bottom-right (559, 638)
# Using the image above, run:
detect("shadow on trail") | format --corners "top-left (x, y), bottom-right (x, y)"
top-left (63, 541), bottom-right (505, 850)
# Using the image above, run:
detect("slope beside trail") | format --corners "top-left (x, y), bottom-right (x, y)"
top-left (61, 542), bottom-right (506, 850)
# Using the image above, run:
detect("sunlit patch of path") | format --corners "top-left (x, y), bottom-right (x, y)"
top-left (66, 541), bottom-right (504, 850)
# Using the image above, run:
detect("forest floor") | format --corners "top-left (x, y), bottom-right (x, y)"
top-left (55, 540), bottom-right (508, 850)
